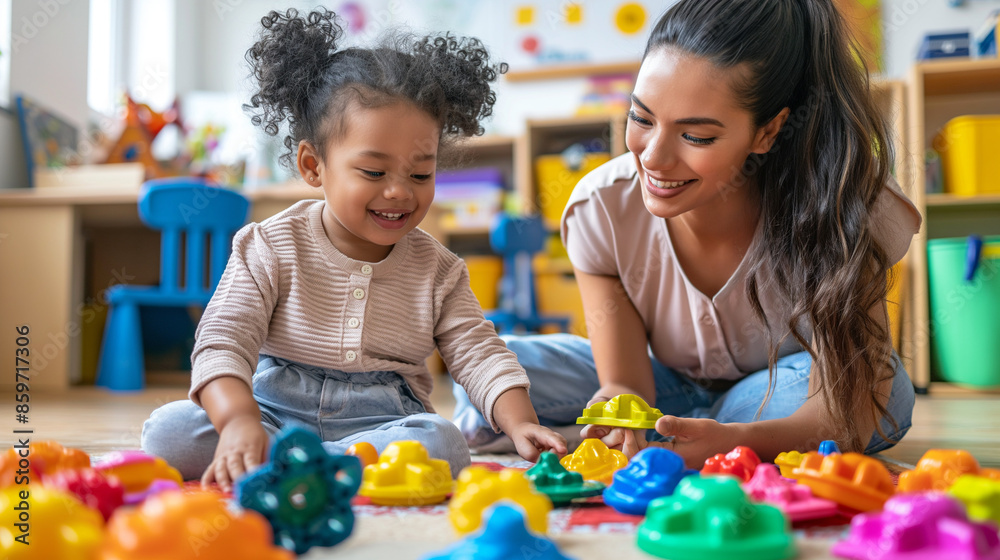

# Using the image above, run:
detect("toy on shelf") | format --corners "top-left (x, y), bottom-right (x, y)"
top-left (0, 440), bottom-right (90, 487)
top-left (638, 476), bottom-right (795, 560)
top-left (949, 475), bottom-right (1000, 526)
top-left (577, 394), bottom-right (663, 430)
top-left (424, 505), bottom-right (576, 560)
top-left (792, 452), bottom-right (894, 512)
top-left (237, 428), bottom-right (362, 555)
top-left (560, 439), bottom-right (629, 485)
top-left (701, 446), bottom-right (761, 483)
top-left (832, 492), bottom-right (1000, 560)
top-left (45, 468), bottom-right (125, 521)
top-left (774, 450), bottom-right (805, 479)
top-left (450, 467), bottom-right (551, 535)
top-left (103, 490), bottom-right (294, 560)
top-left (105, 95), bottom-right (180, 179)
top-left (358, 440), bottom-right (453, 506)
top-left (743, 464), bottom-right (838, 522)
top-left (818, 440), bottom-right (841, 455)
top-left (524, 451), bottom-right (605, 506)
top-left (604, 447), bottom-right (698, 516)
top-left (0, 485), bottom-right (104, 560)
top-left (898, 449), bottom-right (1000, 492)
top-left (93, 450), bottom-right (183, 497)
top-left (345, 441), bottom-right (379, 469)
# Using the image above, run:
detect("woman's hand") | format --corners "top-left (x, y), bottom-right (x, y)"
top-left (201, 415), bottom-right (269, 492)
top-left (645, 416), bottom-right (742, 468)
top-left (508, 422), bottom-right (568, 462)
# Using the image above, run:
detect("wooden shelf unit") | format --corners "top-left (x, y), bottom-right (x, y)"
top-left (906, 58), bottom-right (1000, 392)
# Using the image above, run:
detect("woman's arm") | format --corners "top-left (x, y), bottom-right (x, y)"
top-left (575, 270), bottom-right (656, 404)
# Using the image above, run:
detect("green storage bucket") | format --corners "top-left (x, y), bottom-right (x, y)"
top-left (927, 236), bottom-right (1000, 387)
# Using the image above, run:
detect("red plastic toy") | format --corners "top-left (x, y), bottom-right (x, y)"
top-left (45, 468), bottom-right (125, 521)
top-left (701, 445), bottom-right (761, 483)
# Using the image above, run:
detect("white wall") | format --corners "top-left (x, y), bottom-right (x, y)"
top-left (882, 0), bottom-right (1000, 78)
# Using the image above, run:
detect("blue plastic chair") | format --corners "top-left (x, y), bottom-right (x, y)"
top-left (96, 178), bottom-right (250, 390)
top-left (483, 214), bottom-right (570, 335)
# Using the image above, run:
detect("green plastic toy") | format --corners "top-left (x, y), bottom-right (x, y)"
top-left (576, 394), bottom-right (664, 429)
top-left (525, 452), bottom-right (606, 506)
top-left (637, 476), bottom-right (795, 560)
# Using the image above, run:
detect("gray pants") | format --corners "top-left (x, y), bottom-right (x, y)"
top-left (141, 355), bottom-right (471, 480)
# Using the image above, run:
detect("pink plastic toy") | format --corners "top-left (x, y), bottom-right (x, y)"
top-left (94, 450), bottom-right (182, 494)
top-left (45, 468), bottom-right (125, 521)
top-left (743, 464), bottom-right (838, 522)
top-left (832, 492), bottom-right (1000, 560)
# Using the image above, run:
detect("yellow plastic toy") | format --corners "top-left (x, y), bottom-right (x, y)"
top-left (0, 485), bottom-right (103, 560)
top-left (359, 441), bottom-right (453, 506)
top-left (449, 467), bottom-right (551, 535)
top-left (559, 438), bottom-right (629, 484)
top-left (577, 394), bottom-right (664, 429)
top-left (792, 452), bottom-right (895, 512)
top-left (100, 490), bottom-right (294, 560)
top-left (949, 475), bottom-right (1000, 526)
top-left (774, 450), bottom-right (805, 478)
top-left (94, 450), bottom-right (183, 494)
top-left (898, 449), bottom-right (1000, 492)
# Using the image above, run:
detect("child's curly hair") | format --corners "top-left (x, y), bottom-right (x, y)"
top-left (244, 7), bottom-right (506, 169)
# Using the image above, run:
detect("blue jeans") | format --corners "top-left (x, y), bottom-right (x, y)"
top-left (142, 355), bottom-right (470, 480)
top-left (453, 333), bottom-right (914, 454)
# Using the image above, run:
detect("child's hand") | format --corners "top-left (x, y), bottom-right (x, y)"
top-left (580, 424), bottom-right (648, 458)
top-left (201, 415), bottom-right (269, 492)
top-left (646, 416), bottom-right (739, 468)
top-left (508, 423), bottom-right (568, 462)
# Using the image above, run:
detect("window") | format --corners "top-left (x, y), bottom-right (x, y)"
top-left (0, 0), bottom-right (11, 108)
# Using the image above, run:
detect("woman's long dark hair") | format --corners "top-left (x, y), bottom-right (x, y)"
top-left (244, 7), bottom-right (506, 169)
top-left (646, 0), bottom-right (896, 451)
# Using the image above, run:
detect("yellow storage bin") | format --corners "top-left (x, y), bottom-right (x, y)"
top-left (535, 257), bottom-right (587, 337)
top-left (535, 152), bottom-right (610, 229)
top-left (938, 115), bottom-right (1000, 196)
top-left (464, 255), bottom-right (503, 310)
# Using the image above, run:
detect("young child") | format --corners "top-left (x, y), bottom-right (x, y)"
top-left (454, 0), bottom-right (920, 466)
top-left (141, 8), bottom-right (566, 489)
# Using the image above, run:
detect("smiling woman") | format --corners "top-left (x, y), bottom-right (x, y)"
top-left (453, 0), bottom-right (922, 468)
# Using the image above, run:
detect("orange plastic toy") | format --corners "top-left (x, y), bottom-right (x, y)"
top-left (559, 438), bottom-right (629, 484)
top-left (359, 441), bottom-right (453, 506)
top-left (577, 394), bottom-right (664, 429)
top-left (949, 475), bottom-right (1000, 526)
top-left (346, 442), bottom-right (379, 469)
top-left (898, 449), bottom-right (1000, 492)
top-left (100, 490), bottom-right (294, 560)
top-left (0, 440), bottom-right (90, 487)
top-left (702, 445), bottom-right (762, 483)
top-left (774, 450), bottom-right (805, 479)
top-left (792, 452), bottom-right (894, 512)
top-left (449, 467), bottom-right (551, 535)
top-left (93, 450), bottom-right (182, 494)
top-left (0, 485), bottom-right (104, 560)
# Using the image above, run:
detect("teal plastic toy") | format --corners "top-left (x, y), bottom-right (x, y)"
top-left (525, 451), bottom-right (605, 506)
top-left (577, 394), bottom-right (664, 429)
top-left (237, 428), bottom-right (362, 555)
top-left (637, 476), bottom-right (795, 560)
